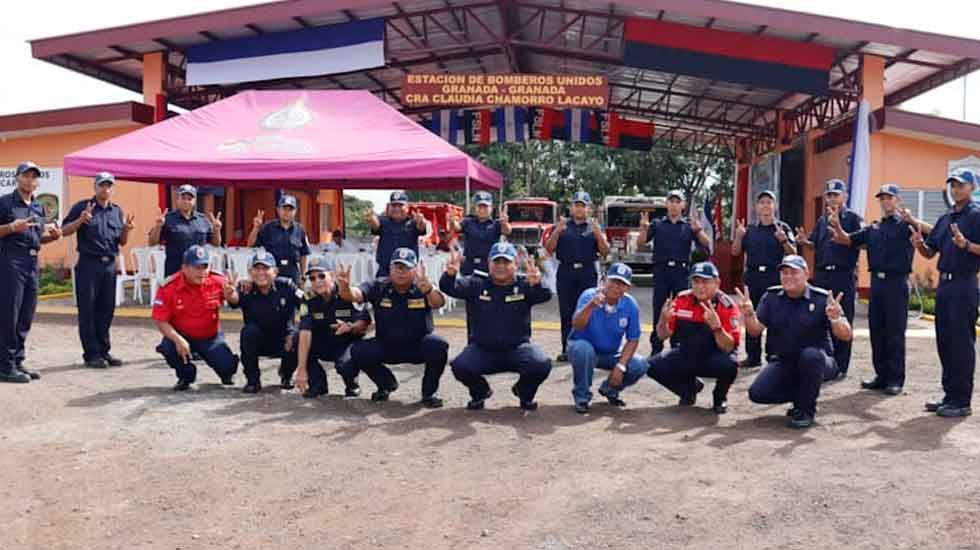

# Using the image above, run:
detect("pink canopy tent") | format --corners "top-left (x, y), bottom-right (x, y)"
top-left (64, 90), bottom-right (502, 199)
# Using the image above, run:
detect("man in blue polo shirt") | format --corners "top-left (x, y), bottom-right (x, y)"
top-left (567, 262), bottom-right (648, 414)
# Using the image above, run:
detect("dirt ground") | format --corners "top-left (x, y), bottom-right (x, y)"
top-left (2, 312), bottom-right (979, 550)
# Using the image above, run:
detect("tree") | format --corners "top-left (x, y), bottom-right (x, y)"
top-left (343, 194), bottom-right (374, 237)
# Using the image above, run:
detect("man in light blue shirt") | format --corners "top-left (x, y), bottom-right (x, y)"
top-left (568, 262), bottom-right (648, 414)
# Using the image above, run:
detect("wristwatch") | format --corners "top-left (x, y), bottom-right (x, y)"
top-left (615, 363), bottom-right (627, 373)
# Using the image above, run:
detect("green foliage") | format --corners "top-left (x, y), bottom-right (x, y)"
top-left (39, 266), bottom-right (71, 295)
top-left (343, 194), bottom-right (375, 237)
top-left (908, 292), bottom-right (935, 316)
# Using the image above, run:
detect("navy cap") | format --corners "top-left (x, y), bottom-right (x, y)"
top-left (182, 245), bottom-right (210, 267)
top-left (667, 189), bottom-right (686, 201)
top-left (390, 191), bottom-right (409, 204)
top-left (825, 179), bottom-right (847, 194)
top-left (756, 190), bottom-right (777, 202)
top-left (489, 242), bottom-right (517, 262)
top-left (779, 254), bottom-right (809, 271)
top-left (14, 161), bottom-right (40, 177)
top-left (390, 247), bottom-right (418, 268)
top-left (474, 191), bottom-right (493, 206)
top-left (251, 251), bottom-right (276, 267)
top-left (607, 262), bottom-right (633, 285)
top-left (572, 191), bottom-right (592, 205)
top-left (177, 184), bottom-right (197, 197)
top-left (277, 194), bottom-right (297, 209)
top-left (94, 172), bottom-right (115, 186)
top-left (875, 183), bottom-right (901, 198)
top-left (690, 261), bottom-right (720, 279)
top-left (947, 169), bottom-right (978, 186)
top-left (306, 255), bottom-right (334, 273)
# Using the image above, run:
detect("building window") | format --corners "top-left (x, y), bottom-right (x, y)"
top-left (900, 189), bottom-right (946, 223)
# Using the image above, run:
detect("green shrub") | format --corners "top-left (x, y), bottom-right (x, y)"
top-left (39, 266), bottom-right (72, 295)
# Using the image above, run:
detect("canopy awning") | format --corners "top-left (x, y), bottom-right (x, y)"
top-left (64, 90), bottom-right (502, 191)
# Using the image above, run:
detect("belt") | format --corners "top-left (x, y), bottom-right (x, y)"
top-left (872, 271), bottom-right (904, 280)
top-left (940, 272), bottom-right (978, 281)
top-left (471, 257), bottom-right (484, 264)
top-left (819, 265), bottom-right (853, 272)
top-left (664, 260), bottom-right (689, 268)
top-left (749, 265), bottom-right (776, 273)
top-left (82, 254), bottom-right (115, 264)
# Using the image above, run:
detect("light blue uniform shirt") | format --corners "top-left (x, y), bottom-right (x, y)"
top-left (568, 287), bottom-right (641, 354)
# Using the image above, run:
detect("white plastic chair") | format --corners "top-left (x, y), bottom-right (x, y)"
top-left (149, 249), bottom-right (168, 300)
top-left (130, 247), bottom-right (155, 304)
top-left (206, 246), bottom-right (227, 275)
top-left (228, 249), bottom-right (255, 280)
top-left (115, 252), bottom-right (139, 306)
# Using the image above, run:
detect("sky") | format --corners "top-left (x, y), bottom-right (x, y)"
top-left (1, 0), bottom-right (977, 206)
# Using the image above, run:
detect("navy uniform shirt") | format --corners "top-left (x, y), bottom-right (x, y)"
top-left (757, 285), bottom-right (833, 356)
top-left (645, 217), bottom-right (700, 266)
top-left (925, 202), bottom-right (980, 274)
top-left (848, 214), bottom-right (914, 274)
top-left (743, 221), bottom-right (795, 270)
top-left (254, 220), bottom-right (310, 272)
top-left (62, 198), bottom-right (125, 259)
top-left (160, 210), bottom-right (213, 276)
top-left (230, 277), bottom-right (303, 336)
top-left (298, 285), bottom-right (370, 353)
top-left (359, 278), bottom-right (433, 345)
top-left (0, 190), bottom-right (45, 254)
top-left (808, 209), bottom-right (863, 269)
top-left (460, 215), bottom-right (501, 262)
top-left (440, 273), bottom-right (551, 352)
top-left (555, 220), bottom-right (599, 265)
top-left (373, 216), bottom-right (422, 273)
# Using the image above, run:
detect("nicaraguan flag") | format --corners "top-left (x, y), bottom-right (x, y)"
top-left (491, 107), bottom-right (528, 143)
top-left (428, 110), bottom-right (466, 146)
top-left (185, 18), bottom-right (385, 86)
top-left (847, 99), bottom-right (872, 216)
top-left (562, 109), bottom-right (593, 142)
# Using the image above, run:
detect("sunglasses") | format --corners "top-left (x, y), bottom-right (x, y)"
top-left (308, 272), bottom-right (328, 281)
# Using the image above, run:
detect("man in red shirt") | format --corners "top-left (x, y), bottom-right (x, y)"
top-left (152, 245), bottom-right (239, 391)
top-left (647, 262), bottom-right (740, 414)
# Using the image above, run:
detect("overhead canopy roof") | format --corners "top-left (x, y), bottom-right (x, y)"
top-left (63, 90), bottom-right (503, 190)
top-left (31, 0), bottom-right (980, 154)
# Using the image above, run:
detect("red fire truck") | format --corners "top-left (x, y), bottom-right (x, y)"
top-left (600, 195), bottom-right (667, 271)
top-left (503, 197), bottom-right (558, 255)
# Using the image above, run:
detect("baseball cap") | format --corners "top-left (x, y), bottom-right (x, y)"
top-left (489, 242), bottom-right (517, 262)
top-left (756, 190), bottom-right (777, 202)
top-left (779, 254), bottom-right (808, 271)
top-left (177, 184), bottom-right (197, 197)
top-left (306, 255), bottom-right (334, 273)
top-left (277, 194), bottom-right (297, 209)
top-left (390, 191), bottom-right (409, 205)
top-left (251, 251), bottom-right (276, 268)
top-left (825, 179), bottom-right (847, 194)
top-left (947, 169), bottom-right (978, 186)
top-left (390, 247), bottom-right (418, 268)
top-left (182, 245), bottom-right (210, 267)
top-left (667, 189), bottom-right (686, 201)
top-left (474, 191), bottom-right (493, 206)
top-left (875, 183), bottom-right (901, 198)
top-left (690, 261), bottom-right (720, 279)
top-left (572, 191), bottom-right (592, 205)
top-left (607, 262), bottom-right (633, 285)
top-left (94, 172), bottom-right (115, 186)
top-left (14, 161), bottom-right (40, 177)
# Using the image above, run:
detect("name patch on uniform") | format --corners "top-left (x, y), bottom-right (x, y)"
top-left (479, 294), bottom-right (493, 301)
top-left (335, 309), bottom-right (351, 318)
top-left (299, 304), bottom-right (308, 316)
top-left (407, 298), bottom-right (427, 309)
top-left (505, 293), bottom-right (525, 302)
top-left (379, 298), bottom-right (393, 308)
top-left (313, 313), bottom-right (325, 320)
top-left (674, 309), bottom-right (694, 319)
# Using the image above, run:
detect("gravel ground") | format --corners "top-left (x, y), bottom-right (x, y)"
top-left (1, 310), bottom-right (978, 550)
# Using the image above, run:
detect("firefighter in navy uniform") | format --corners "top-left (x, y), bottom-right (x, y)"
top-left (60, 172), bottom-right (136, 369)
top-left (440, 242), bottom-right (553, 411)
top-left (339, 247), bottom-right (449, 408)
top-left (225, 251), bottom-right (304, 394)
top-left (293, 256), bottom-right (371, 399)
top-left (639, 189), bottom-right (711, 354)
top-left (151, 245), bottom-right (239, 391)
top-left (647, 262), bottom-right (740, 414)
top-left (796, 179), bottom-right (863, 379)
top-left (0, 161), bottom-right (62, 383)
top-left (447, 191), bottom-right (512, 342)
top-left (741, 255), bottom-right (852, 429)
top-left (365, 191), bottom-right (428, 277)
top-left (731, 190), bottom-right (796, 369)
top-left (543, 191), bottom-right (610, 362)
top-left (148, 184), bottom-right (222, 277)
top-left (912, 168), bottom-right (980, 418)
top-left (830, 183), bottom-right (921, 395)
top-left (247, 194), bottom-right (310, 284)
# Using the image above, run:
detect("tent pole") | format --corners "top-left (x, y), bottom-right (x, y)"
top-left (465, 175), bottom-right (471, 213)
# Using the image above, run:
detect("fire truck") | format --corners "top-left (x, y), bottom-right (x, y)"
top-left (600, 195), bottom-right (667, 271)
top-left (503, 197), bottom-right (558, 255)
top-left (407, 202), bottom-right (465, 248)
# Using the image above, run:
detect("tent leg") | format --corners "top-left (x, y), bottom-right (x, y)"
top-left (465, 175), bottom-right (471, 213)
